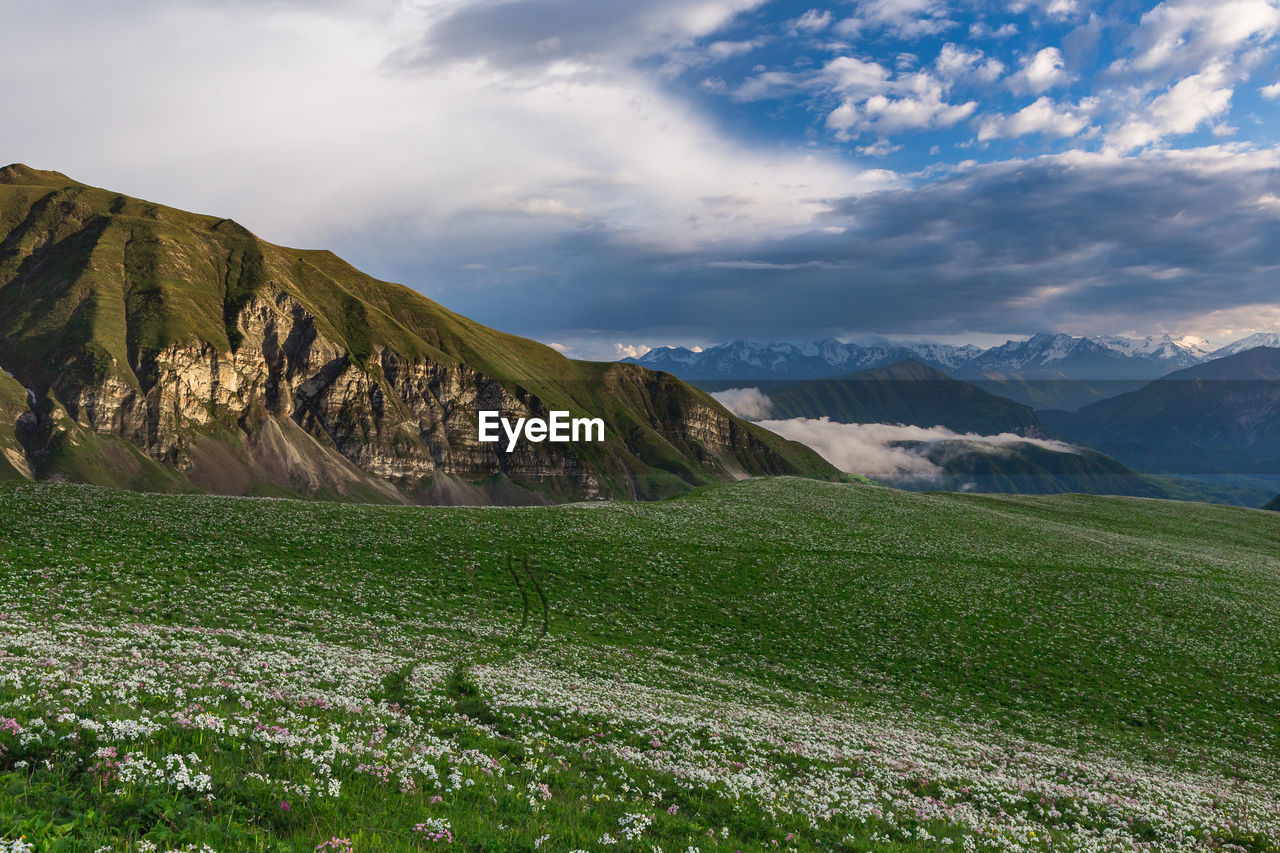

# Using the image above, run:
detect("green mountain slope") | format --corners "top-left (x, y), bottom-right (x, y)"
top-left (1041, 347), bottom-right (1280, 474)
top-left (762, 359), bottom-right (1042, 434)
top-left (0, 164), bottom-right (834, 501)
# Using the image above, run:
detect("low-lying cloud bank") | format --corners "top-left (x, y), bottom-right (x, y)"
top-left (757, 418), bottom-right (1078, 483)
top-left (712, 385), bottom-right (1084, 484)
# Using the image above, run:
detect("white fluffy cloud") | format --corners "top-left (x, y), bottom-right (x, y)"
top-left (1125, 0), bottom-right (1280, 76)
top-left (735, 52), bottom-right (978, 141)
top-left (1010, 0), bottom-right (1081, 19)
top-left (1007, 47), bottom-right (1073, 94)
top-left (792, 9), bottom-right (832, 33)
top-left (614, 343), bottom-right (652, 360)
top-left (978, 96), bottom-right (1096, 140)
top-left (827, 71), bottom-right (977, 139)
top-left (836, 0), bottom-right (954, 39)
top-left (934, 43), bottom-right (1005, 83)
top-left (1108, 66), bottom-right (1234, 151)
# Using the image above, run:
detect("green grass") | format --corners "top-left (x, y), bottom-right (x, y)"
top-left (0, 477), bottom-right (1278, 851)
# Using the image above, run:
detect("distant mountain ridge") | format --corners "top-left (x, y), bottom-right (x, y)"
top-left (1041, 347), bottom-right (1280, 475)
top-left (760, 359), bottom-right (1042, 436)
top-left (624, 332), bottom-right (1263, 383)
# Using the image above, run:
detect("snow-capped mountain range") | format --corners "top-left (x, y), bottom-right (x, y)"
top-left (622, 333), bottom-right (1280, 381)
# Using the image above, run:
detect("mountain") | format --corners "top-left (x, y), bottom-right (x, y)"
top-left (0, 164), bottom-right (834, 503)
top-left (627, 332), bottom-right (1223, 387)
top-left (1095, 334), bottom-right (1211, 367)
top-left (627, 338), bottom-right (984, 380)
top-left (956, 333), bottom-right (1172, 380)
top-left (957, 334), bottom-right (1211, 411)
top-left (759, 359), bottom-right (1042, 435)
top-left (1041, 347), bottom-right (1280, 475)
top-left (1265, 492), bottom-right (1280, 510)
top-left (1209, 332), bottom-right (1280, 359)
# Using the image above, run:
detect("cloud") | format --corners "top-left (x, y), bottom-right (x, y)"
top-left (1262, 81), bottom-right (1280, 98)
top-left (1010, 0), bottom-right (1082, 20)
top-left (736, 55), bottom-right (977, 141)
top-left (1007, 47), bottom-right (1073, 94)
top-left (755, 418), bottom-right (1081, 483)
top-left (827, 71), bottom-right (977, 139)
top-left (0, 1), bottom-right (898, 264)
top-left (836, 0), bottom-right (955, 40)
top-left (1123, 0), bottom-right (1280, 77)
top-left (469, 145), bottom-right (1280, 345)
top-left (710, 387), bottom-right (773, 420)
top-left (857, 140), bottom-right (904, 157)
top-left (6, 0), bottom-right (1280, 357)
top-left (707, 260), bottom-right (837, 269)
top-left (934, 43), bottom-right (1005, 83)
top-left (705, 37), bottom-right (768, 59)
top-left (1107, 66), bottom-right (1234, 150)
top-left (614, 343), bottom-right (652, 359)
top-left (734, 56), bottom-right (892, 102)
top-left (978, 96), bottom-right (1097, 140)
top-left (394, 0), bottom-right (767, 72)
top-left (792, 9), bottom-right (833, 33)
top-left (968, 22), bottom-right (1019, 40)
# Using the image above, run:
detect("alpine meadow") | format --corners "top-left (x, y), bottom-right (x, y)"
top-left (1, 479), bottom-right (1278, 852)
top-left (6, 0), bottom-right (1280, 851)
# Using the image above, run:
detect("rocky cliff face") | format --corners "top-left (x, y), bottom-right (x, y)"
top-left (16, 285), bottom-right (621, 501)
top-left (0, 165), bottom-right (833, 502)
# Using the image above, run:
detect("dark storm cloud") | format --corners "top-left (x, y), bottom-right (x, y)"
top-left (392, 0), bottom-right (758, 71)
top-left (401, 147), bottom-right (1280, 341)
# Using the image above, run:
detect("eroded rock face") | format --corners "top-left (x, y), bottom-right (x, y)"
top-left (36, 286), bottom-right (613, 500)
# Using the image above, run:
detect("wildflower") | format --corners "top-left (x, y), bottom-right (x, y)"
top-left (412, 818), bottom-right (453, 844)
top-left (315, 839), bottom-right (354, 853)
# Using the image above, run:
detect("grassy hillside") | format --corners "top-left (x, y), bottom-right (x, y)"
top-left (0, 164), bottom-right (548, 390)
top-left (1, 479), bottom-right (1278, 851)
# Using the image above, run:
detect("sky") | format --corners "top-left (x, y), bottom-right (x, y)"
top-left (2, 0), bottom-right (1280, 359)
